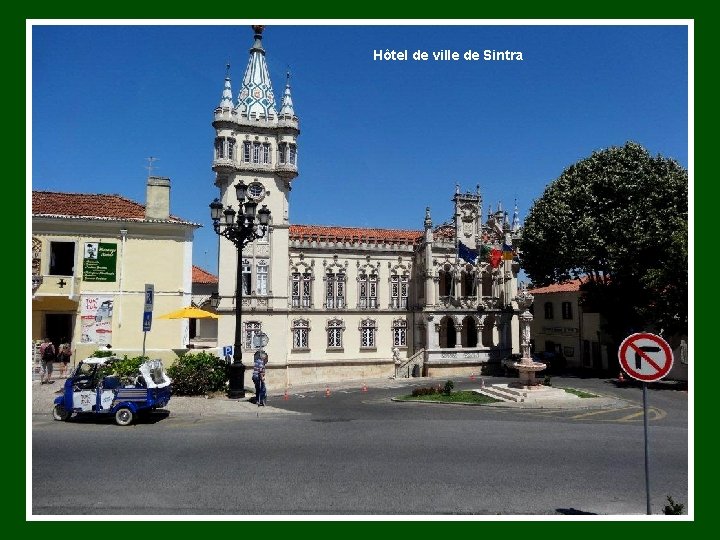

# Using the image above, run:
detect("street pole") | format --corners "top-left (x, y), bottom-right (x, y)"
top-left (209, 186), bottom-right (271, 400)
top-left (643, 382), bottom-right (651, 515)
top-left (229, 247), bottom-right (245, 398)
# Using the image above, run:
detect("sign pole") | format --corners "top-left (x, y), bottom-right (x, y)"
top-left (642, 381), bottom-right (651, 515)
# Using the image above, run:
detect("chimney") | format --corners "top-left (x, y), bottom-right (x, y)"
top-left (145, 176), bottom-right (171, 220)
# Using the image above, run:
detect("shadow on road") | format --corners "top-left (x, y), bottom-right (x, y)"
top-left (556, 507), bottom-right (597, 515)
top-left (61, 410), bottom-right (171, 425)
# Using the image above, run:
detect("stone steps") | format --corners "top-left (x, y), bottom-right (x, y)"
top-left (474, 383), bottom-right (579, 403)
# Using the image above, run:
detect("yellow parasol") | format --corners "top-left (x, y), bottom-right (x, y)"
top-left (156, 306), bottom-right (219, 320)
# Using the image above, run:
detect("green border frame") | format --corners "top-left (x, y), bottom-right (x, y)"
top-left (19, 3), bottom-right (700, 533)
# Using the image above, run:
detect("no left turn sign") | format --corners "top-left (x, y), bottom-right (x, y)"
top-left (618, 333), bottom-right (674, 382)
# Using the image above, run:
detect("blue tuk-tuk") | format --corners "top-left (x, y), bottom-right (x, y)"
top-left (52, 356), bottom-right (172, 426)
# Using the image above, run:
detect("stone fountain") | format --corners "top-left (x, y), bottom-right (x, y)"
top-left (510, 286), bottom-right (547, 388)
top-left (474, 283), bottom-right (578, 404)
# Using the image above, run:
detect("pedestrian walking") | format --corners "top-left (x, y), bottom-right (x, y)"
top-left (57, 338), bottom-right (72, 378)
top-left (39, 337), bottom-right (56, 384)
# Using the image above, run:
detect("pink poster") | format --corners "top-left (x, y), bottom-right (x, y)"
top-left (80, 295), bottom-right (113, 344)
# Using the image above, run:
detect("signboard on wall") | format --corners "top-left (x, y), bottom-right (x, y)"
top-left (82, 242), bottom-right (117, 282)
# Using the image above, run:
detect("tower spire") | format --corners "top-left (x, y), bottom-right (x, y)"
top-left (218, 63), bottom-right (234, 109)
top-left (279, 71), bottom-right (296, 118)
top-left (512, 199), bottom-right (521, 231)
top-left (237, 25), bottom-right (277, 119)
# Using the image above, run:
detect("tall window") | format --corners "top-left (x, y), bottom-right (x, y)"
top-left (241, 259), bottom-right (252, 295)
top-left (244, 141), bottom-right (271, 164)
top-left (279, 142), bottom-right (297, 165)
top-left (391, 275), bottom-right (409, 309)
top-left (291, 319), bottom-right (310, 350)
top-left (325, 271), bottom-right (345, 309)
top-left (256, 260), bottom-right (268, 296)
top-left (327, 318), bottom-right (344, 349)
top-left (561, 301), bottom-right (573, 320)
top-left (360, 318), bottom-right (377, 349)
top-left (291, 272), bottom-right (312, 307)
top-left (358, 272), bottom-right (378, 309)
top-left (214, 137), bottom-right (235, 160)
top-left (49, 241), bottom-right (75, 276)
top-left (544, 302), bottom-right (554, 320)
top-left (392, 319), bottom-right (407, 347)
top-left (244, 321), bottom-right (262, 350)
top-left (263, 143), bottom-right (271, 164)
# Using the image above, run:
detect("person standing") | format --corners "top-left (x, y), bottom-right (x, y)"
top-left (251, 350), bottom-right (269, 406)
top-left (39, 337), bottom-right (55, 384)
top-left (57, 339), bottom-right (72, 378)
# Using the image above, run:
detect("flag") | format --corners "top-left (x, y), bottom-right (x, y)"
top-left (489, 247), bottom-right (502, 268)
top-left (502, 240), bottom-right (514, 261)
top-left (457, 241), bottom-right (477, 264)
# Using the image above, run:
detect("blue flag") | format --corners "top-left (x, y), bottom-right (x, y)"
top-left (458, 241), bottom-right (477, 264)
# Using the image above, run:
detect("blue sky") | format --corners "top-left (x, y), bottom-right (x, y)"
top-left (31, 22), bottom-right (689, 274)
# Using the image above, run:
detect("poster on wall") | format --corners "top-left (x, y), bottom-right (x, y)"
top-left (83, 242), bottom-right (117, 282)
top-left (80, 295), bottom-right (113, 344)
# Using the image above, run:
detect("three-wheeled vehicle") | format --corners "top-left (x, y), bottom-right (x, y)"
top-left (53, 356), bottom-right (172, 426)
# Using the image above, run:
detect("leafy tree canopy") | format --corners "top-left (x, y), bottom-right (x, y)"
top-left (521, 142), bottom-right (688, 341)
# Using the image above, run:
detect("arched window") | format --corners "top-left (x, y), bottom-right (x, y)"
top-left (291, 271), bottom-right (313, 308)
top-left (392, 318), bottom-right (407, 347)
top-left (390, 274), bottom-right (409, 309)
top-left (360, 318), bottom-right (377, 349)
top-left (358, 272), bottom-right (378, 309)
top-left (327, 318), bottom-right (345, 349)
top-left (244, 321), bottom-right (262, 350)
top-left (325, 271), bottom-right (346, 309)
top-left (291, 319), bottom-right (310, 350)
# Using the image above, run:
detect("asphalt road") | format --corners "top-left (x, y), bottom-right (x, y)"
top-left (31, 375), bottom-right (689, 516)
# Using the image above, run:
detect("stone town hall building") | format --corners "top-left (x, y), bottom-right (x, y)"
top-left (212, 27), bottom-right (523, 388)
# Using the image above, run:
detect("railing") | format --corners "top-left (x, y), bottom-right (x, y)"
top-left (395, 348), bottom-right (425, 378)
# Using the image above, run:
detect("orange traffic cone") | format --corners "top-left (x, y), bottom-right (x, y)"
top-left (470, 373), bottom-right (476, 381)
top-left (361, 382), bottom-right (368, 392)
top-left (618, 372), bottom-right (626, 383)
top-left (325, 387), bottom-right (331, 398)
top-left (283, 389), bottom-right (289, 401)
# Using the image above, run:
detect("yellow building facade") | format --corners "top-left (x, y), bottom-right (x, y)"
top-left (31, 178), bottom-right (199, 367)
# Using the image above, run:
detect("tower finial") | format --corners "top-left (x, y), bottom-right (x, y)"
top-left (424, 206), bottom-right (432, 229)
top-left (225, 62), bottom-right (231, 78)
top-left (512, 199), bottom-right (521, 231)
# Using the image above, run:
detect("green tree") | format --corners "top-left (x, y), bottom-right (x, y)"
top-left (521, 142), bottom-right (688, 349)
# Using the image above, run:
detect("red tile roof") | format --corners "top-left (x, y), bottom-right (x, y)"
top-left (32, 191), bottom-right (196, 224)
top-left (529, 279), bottom-right (584, 294)
top-left (192, 265), bottom-right (219, 284)
top-left (289, 224), bottom-right (422, 245)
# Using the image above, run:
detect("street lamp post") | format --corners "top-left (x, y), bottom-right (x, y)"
top-left (209, 181), bottom-right (271, 398)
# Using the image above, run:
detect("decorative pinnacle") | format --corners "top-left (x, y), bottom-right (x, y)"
top-left (424, 206), bottom-right (432, 229)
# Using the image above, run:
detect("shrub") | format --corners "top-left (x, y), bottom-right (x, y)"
top-left (663, 496), bottom-right (684, 515)
top-left (167, 352), bottom-right (228, 396)
top-left (411, 386), bottom-right (441, 397)
top-left (92, 349), bottom-right (114, 358)
top-left (543, 375), bottom-right (552, 386)
top-left (444, 380), bottom-right (454, 395)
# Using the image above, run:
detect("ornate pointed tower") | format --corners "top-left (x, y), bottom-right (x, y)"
top-left (212, 26), bottom-right (300, 367)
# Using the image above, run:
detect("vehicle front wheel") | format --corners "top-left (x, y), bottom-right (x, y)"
top-left (115, 407), bottom-right (134, 426)
top-left (52, 404), bottom-right (71, 421)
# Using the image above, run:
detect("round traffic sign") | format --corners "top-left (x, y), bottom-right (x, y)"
top-left (618, 333), bottom-right (673, 382)
top-left (253, 332), bottom-right (269, 348)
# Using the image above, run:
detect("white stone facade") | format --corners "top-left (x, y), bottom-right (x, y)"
top-left (212, 28), bottom-right (523, 389)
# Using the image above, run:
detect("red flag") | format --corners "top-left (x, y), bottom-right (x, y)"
top-left (489, 248), bottom-right (502, 268)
